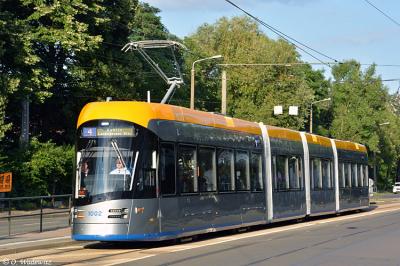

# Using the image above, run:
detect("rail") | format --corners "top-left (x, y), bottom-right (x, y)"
top-left (0, 194), bottom-right (72, 237)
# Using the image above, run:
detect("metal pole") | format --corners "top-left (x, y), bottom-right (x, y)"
top-left (222, 70), bottom-right (227, 115)
top-left (8, 199), bottom-right (11, 236)
top-left (190, 67), bottom-right (195, 109)
top-left (40, 198), bottom-right (43, 232)
top-left (310, 103), bottom-right (313, 133)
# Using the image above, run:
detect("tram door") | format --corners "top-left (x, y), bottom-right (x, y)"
top-left (158, 143), bottom-right (181, 233)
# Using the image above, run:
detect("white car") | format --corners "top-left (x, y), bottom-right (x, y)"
top-left (393, 182), bottom-right (400, 193)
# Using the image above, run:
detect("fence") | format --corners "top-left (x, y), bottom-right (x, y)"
top-left (0, 194), bottom-right (72, 237)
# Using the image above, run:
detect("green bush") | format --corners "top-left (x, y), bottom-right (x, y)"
top-left (6, 138), bottom-right (74, 197)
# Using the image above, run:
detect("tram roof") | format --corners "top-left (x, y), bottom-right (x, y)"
top-left (77, 101), bottom-right (366, 153)
top-left (77, 101), bottom-right (261, 135)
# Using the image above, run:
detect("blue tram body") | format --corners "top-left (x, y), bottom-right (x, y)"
top-left (71, 101), bottom-right (369, 241)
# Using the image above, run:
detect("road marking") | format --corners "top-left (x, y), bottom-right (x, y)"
top-left (104, 254), bottom-right (156, 266)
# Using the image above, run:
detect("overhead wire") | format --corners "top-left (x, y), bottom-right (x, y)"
top-left (223, 0), bottom-right (339, 68)
top-left (363, 0), bottom-right (400, 27)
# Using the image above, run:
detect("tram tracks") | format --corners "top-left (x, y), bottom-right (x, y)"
top-left (4, 203), bottom-right (400, 265)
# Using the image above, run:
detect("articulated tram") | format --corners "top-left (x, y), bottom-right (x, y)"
top-left (71, 101), bottom-right (369, 241)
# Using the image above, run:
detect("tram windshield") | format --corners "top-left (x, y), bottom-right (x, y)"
top-left (76, 121), bottom-right (138, 198)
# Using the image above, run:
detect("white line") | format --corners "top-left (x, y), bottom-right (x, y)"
top-left (0, 236), bottom-right (70, 247)
top-left (103, 254), bottom-right (156, 266)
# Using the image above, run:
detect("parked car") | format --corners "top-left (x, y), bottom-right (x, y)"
top-left (393, 182), bottom-right (400, 193)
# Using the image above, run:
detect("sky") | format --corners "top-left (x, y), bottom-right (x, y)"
top-left (143, 0), bottom-right (400, 93)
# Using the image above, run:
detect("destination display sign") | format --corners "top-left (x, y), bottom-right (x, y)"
top-left (82, 127), bottom-right (135, 137)
top-left (0, 172), bottom-right (12, 193)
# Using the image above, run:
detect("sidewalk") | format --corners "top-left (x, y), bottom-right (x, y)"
top-left (0, 227), bottom-right (77, 256)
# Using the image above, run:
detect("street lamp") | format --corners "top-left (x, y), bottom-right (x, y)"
top-left (190, 55), bottom-right (223, 109)
top-left (309, 98), bottom-right (331, 133)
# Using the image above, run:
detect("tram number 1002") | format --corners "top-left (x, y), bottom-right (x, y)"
top-left (88, 210), bottom-right (103, 217)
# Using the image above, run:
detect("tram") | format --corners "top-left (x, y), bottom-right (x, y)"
top-left (71, 101), bottom-right (369, 241)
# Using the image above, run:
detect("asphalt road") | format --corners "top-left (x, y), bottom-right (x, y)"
top-left (1, 203), bottom-right (400, 266)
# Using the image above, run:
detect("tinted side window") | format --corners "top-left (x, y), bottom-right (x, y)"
top-left (351, 163), bottom-right (358, 187)
top-left (289, 156), bottom-right (303, 190)
top-left (276, 155), bottom-right (288, 191)
top-left (235, 150), bottom-right (250, 191)
top-left (251, 153), bottom-right (263, 191)
top-left (322, 160), bottom-right (332, 189)
top-left (364, 165), bottom-right (369, 187)
top-left (345, 163), bottom-right (351, 187)
top-left (358, 164), bottom-right (363, 187)
top-left (338, 162), bottom-right (344, 188)
top-left (311, 158), bottom-right (322, 189)
top-left (178, 145), bottom-right (197, 193)
top-left (198, 147), bottom-right (217, 192)
top-left (217, 149), bottom-right (235, 192)
top-left (160, 143), bottom-right (176, 195)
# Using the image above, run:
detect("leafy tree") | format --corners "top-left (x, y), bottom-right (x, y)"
top-left (5, 138), bottom-right (73, 196)
top-left (1, 0), bottom-right (105, 144)
top-left (183, 16), bottom-right (327, 130)
top-left (330, 60), bottom-right (400, 188)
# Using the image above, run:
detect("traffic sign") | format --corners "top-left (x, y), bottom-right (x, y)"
top-left (0, 172), bottom-right (12, 192)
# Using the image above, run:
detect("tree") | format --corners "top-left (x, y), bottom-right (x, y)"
top-left (184, 16), bottom-right (327, 130)
top-left (1, 0), bottom-right (105, 144)
top-left (330, 60), bottom-right (400, 188)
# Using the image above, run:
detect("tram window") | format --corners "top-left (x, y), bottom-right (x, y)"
top-left (299, 157), bottom-right (304, 189)
top-left (289, 156), bottom-right (301, 190)
top-left (159, 143), bottom-right (176, 195)
top-left (250, 153), bottom-right (263, 191)
top-left (198, 147), bottom-right (217, 192)
top-left (217, 149), bottom-right (235, 192)
top-left (364, 165), bottom-right (369, 187)
top-left (276, 155), bottom-right (288, 191)
top-left (338, 162), bottom-right (345, 188)
top-left (358, 164), bottom-right (363, 187)
top-left (271, 156), bottom-right (278, 190)
top-left (178, 145), bottom-right (198, 193)
top-left (272, 156), bottom-right (277, 190)
top-left (345, 163), bottom-right (351, 187)
top-left (311, 158), bottom-right (322, 190)
top-left (351, 163), bottom-right (358, 187)
top-left (235, 150), bottom-right (250, 191)
top-left (322, 160), bottom-right (332, 189)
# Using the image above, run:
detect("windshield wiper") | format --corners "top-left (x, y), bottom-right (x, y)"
top-left (110, 139), bottom-right (127, 169)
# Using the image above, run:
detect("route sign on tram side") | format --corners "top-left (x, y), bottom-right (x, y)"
top-left (0, 172), bottom-right (12, 192)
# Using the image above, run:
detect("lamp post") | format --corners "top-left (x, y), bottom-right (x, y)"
top-left (190, 55), bottom-right (223, 110)
top-left (309, 98), bottom-right (331, 133)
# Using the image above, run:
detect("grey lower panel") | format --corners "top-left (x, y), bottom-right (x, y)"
top-left (310, 190), bottom-right (335, 214)
top-left (73, 222), bottom-right (129, 236)
top-left (160, 192), bottom-right (266, 234)
top-left (339, 187), bottom-right (369, 210)
top-left (272, 190), bottom-right (306, 219)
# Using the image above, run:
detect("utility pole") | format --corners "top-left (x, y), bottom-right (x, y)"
top-left (20, 95), bottom-right (29, 147)
top-left (221, 70), bottom-right (227, 115)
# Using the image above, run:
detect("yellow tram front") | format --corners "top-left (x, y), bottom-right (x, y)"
top-left (72, 102), bottom-right (161, 241)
